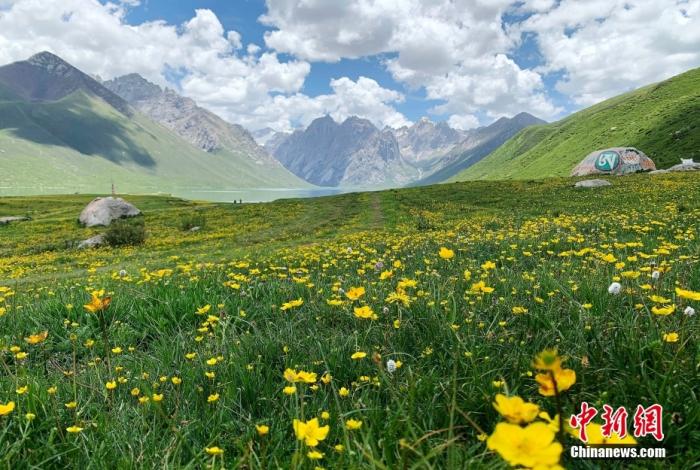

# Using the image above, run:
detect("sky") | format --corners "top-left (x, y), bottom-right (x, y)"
top-left (0, 0), bottom-right (698, 132)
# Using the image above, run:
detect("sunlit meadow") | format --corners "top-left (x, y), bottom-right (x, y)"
top-left (1, 173), bottom-right (698, 469)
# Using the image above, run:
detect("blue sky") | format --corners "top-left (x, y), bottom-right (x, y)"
top-left (1, 0), bottom-right (697, 132)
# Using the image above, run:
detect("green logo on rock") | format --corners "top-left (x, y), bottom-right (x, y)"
top-left (595, 151), bottom-right (620, 171)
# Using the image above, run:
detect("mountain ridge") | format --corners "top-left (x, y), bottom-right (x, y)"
top-left (450, 67), bottom-right (700, 181)
top-left (267, 112), bottom-right (545, 187)
top-left (0, 52), bottom-right (310, 194)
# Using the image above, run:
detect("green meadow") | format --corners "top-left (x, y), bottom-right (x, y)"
top-left (1, 173), bottom-right (699, 468)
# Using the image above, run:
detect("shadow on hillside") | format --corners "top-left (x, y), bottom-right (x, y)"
top-left (3, 97), bottom-right (156, 168)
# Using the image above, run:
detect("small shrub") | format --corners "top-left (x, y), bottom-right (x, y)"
top-left (180, 213), bottom-right (206, 231)
top-left (104, 218), bottom-right (146, 247)
top-left (416, 215), bottom-right (434, 231)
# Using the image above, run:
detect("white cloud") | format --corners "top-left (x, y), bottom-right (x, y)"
top-left (447, 114), bottom-right (480, 130)
top-left (232, 76), bottom-right (411, 132)
top-left (0, 0), bottom-right (408, 131)
top-left (518, 0), bottom-right (700, 105)
top-left (261, 0), bottom-right (561, 122)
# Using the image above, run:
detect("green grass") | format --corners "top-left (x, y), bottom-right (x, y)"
top-left (452, 68), bottom-right (700, 181)
top-left (1, 173), bottom-right (699, 468)
top-left (0, 89), bottom-right (309, 195)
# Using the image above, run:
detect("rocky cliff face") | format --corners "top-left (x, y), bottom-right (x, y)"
top-left (393, 118), bottom-right (466, 164)
top-left (268, 112), bottom-right (545, 187)
top-left (103, 73), bottom-right (277, 166)
top-left (273, 116), bottom-right (416, 187)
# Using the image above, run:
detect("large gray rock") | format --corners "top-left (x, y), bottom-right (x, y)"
top-left (668, 158), bottom-right (700, 172)
top-left (77, 234), bottom-right (105, 249)
top-left (0, 216), bottom-right (30, 225)
top-left (574, 179), bottom-right (612, 188)
top-left (79, 197), bottom-right (140, 227)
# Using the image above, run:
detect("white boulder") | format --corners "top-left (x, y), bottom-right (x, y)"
top-left (79, 197), bottom-right (141, 227)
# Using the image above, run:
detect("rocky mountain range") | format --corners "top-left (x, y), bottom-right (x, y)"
top-left (102, 73), bottom-right (279, 167)
top-left (262, 112), bottom-right (545, 187)
top-left (272, 115), bottom-right (417, 187)
top-left (0, 51), bottom-right (308, 194)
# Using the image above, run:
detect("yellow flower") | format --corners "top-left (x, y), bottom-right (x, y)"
top-left (293, 418), bottom-right (330, 447)
top-left (351, 351), bottom-right (367, 360)
top-left (16, 386), bottom-right (28, 395)
top-left (25, 412), bottom-right (36, 421)
top-left (345, 419), bottom-right (363, 430)
top-left (469, 281), bottom-right (494, 294)
top-left (481, 260), bottom-right (496, 270)
top-left (152, 393), bottom-right (163, 402)
top-left (207, 393), bottom-right (219, 403)
top-left (256, 424), bottom-right (270, 436)
top-left (0, 401), bottom-right (15, 416)
top-left (24, 331), bottom-right (48, 345)
top-left (84, 291), bottom-right (111, 313)
top-left (196, 304), bottom-right (212, 315)
top-left (532, 349), bottom-right (562, 372)
top-left (205, 446), bottom-right (224, 456)
top-left (47, 386), bottom-right (57, 395)
top-left (438, 247), bottom-right (454, 260)
top-left (321, 411), bottom-right (330, 420)
top-left (130, 388), bottom-right (140, 396)
top-left (345, 286), bottom-right (366, 301)
top-left (105, 381), bottom-right (117, 390)
top-left (283, 386), bottom-right (297, 395)
top-left (281, 298), bottom-right (304, 311)
top-left (535, 369), bottom-right (576, 396)
top-left (284, 368), bottom-right (317, 383)
top-left (676, 287), bottom-right (700, 301)
top-left (651, 304), bottom-right (676, 316)
top-left (648, 295), bottom-right (671, 303)
top-left (492, 394), bottom-right (540, 424)
top-left (487, 422), bottom-right (562, 468)
top-left (65, 401), bottom-right (77, 409)
top-left (307, 450), bottom-right (324, 460)
top-left (662, 332), bottom-right (679, 343)
top-left (339, 387), bottom-right (350, 397)
top-left (66, 425), bottom-right (84, 433)
top-left (379, 270), bottom-right (393, 280)
top-left (511, 306), bottom-right (528, 314)
top-left (353, 305), bottom-right (375, 319)
top-left (171, 377), bottom-right (182, 385)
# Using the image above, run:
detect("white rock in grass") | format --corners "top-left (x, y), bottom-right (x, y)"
top-left (79, 197), bottom-right (141, 227)
top-left (608, 282), bottom-right (622, 295)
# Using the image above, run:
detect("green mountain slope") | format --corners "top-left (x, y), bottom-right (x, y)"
top-left (0, 89), bottom-right (308, 194)
top-left (0, 52), bottom-right (310, 195)
top-left (451, 67), bottom-right (700, 181)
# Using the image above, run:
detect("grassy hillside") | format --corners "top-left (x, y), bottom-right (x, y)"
top-left (0, 90), bottom-right (309, 195)
top-left (1, 172), bottom-right (699, 468)
top-left (451, 68), bottom-right (700, 181)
